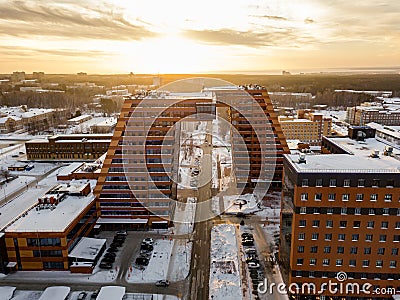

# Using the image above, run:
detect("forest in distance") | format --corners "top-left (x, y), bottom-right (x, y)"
top-left (0, 73), bottom-right (399, 111)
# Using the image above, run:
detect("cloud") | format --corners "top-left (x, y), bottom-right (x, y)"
top-left (250, 15), bottom-right (288, 21)
top-left (184, 28), bottom-right (315, 48)
top-left (0, 0), bottom-right (157, 40)
top-left (304, 18), bottom-right (314, 24)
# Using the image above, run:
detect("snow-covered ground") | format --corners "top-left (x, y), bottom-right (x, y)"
top-left (168, 239), bottom-right (192, 281)
top-left (223, 194), bottom-right (261, 215)
top-left (209, 224), bottom-right (242, 300)
top-left (212, 147), bottom-right (232, 191)
top-left (126, 239), bottom-right (174, 283)
top-left (9, 163), bottom-right (58, 176)
top-left (0, 175), bottom-right (36, 198)
top-left (0, 286), bottom-right (16, 300)
top-left (64, 117), bottom-right (116, 134)
top-left (173, 197), bottom-right (196, 235)
top-left (10, 290), bottom-right (42, 300)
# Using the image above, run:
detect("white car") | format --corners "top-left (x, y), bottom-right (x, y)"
top-left (248, 262), bottom-right (261, 269)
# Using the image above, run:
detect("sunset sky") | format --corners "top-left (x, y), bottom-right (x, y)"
top-left (0, 0), bottom-right (399, 74)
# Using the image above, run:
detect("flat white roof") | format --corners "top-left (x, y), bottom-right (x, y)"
top-left (68, 114), bottom-right (92, 122)
top-left (5, 193), bottom-right (95, 233)
top-left (97, 217), bottom-right (148, 224)
top-left (57, 163), bottom-right (83, 176)
top-left (97, 286), bottom-right (125, 300)
top-left (38, 286), bottom-right (70, 300)
top-left (68, 237), bottom-right (106, 260)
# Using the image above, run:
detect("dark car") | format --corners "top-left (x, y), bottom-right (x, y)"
top-left (246, 256), bottom-right (259, 264)
top-left (104, 252), bottom-right (116, 258)
top-left (107, 247), bottom-right (118, 253)
top-left (116, 230), bottom-right (127, 236)
top-left (155, 280), bottom-right (170, 287)
top-left (236, 212), bottom-right (246, 218)
top-left (242, 239), bottom-right (254, 246)
top-left (136, 257), bottom-right (149, 266)
top-left (143, 238), bottom-right (154, 244)
top-left (110, 242), bottom-right (122, 248)
top-left (241, 233), bottom-right (253, 238)
top-left (140, 243), bottom-right (153, 251)
top-left (90, 290), bottom-right (98, 299)
top-left (77, 292), bottom-right (87, 300)
top-left (99, 262), bottom-right (112, 269)
top-left (101, 256), bottom-right (115, 263)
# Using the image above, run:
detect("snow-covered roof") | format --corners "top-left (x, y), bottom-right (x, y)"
top-left (68, 237), bottom-right (106, 261)
top-left (67, 114), bottom-right (92, 122)
top-left (38, 286), bottom-right (70, 300)
top-left (5, 192), bottom-right (95, 233)
top-left (97, 286), bottom-right (126, 300)
top-left (57, 163), bottom-right (84, 177)
top-left (97, 218), bottom-right (148, 224)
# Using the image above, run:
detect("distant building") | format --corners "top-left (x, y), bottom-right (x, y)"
top-left (0, 116), bottom-right (22, 133)
top-left (10, 71), bottom-right (25, 82)
top-left (90, 118), bottom-right (117, 133)
top-left (32, 72), bottom-right (44, 80)
top-left (282, 70), bottom-right (291, 75)
top-left (367, 122), bottom-right (400, 149)
top-left (67, 114), bottom-right (93, 126)
top-left (77, 72), bottom-right (87, 76)
top-left (25, 134), bottom-right (111, 160)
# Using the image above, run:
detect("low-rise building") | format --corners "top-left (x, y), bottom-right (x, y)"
top-left (25, 134), bottom-right (111, 160)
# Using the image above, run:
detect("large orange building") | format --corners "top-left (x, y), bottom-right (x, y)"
top-left (95, 86), bottom-right (288, 229)
top-left (281, 133), bottom-right (400, 299)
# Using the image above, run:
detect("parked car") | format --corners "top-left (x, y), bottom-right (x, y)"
top-left (242, 239), bottom-right (254, 246)
top-left (116, 230), bottom-right (127, 236)
top-left (101, 256), bottom-right (115, 263)
top-left (143, 238), bottom-right (154, 244)
top-left (246, 256), bottom-right (259, 263)
top-left (245, 248), bottom-right (257, 255)
top-left (104, 252), bottom-right (116, 258)
top-left (78, 292), bottom-right (87, 300)
top-left (99, 262), bottom-right (112, 269)
top-left (140, 242), bottom-right (153, 251)
top-left (110, 242), bottom-right (122, 248)
top-left (107, 247), bottom-right (118, 253)
top-left (241, 233), bottom-right (253, 239)
top-left (90, 290), bottom-right (98, 299)
top-left (248, 262), bottom-right (261, 269)
top-left (11, 154), bottom-right (18, 158)
top-left (155, 280), bottom-right (170, 287)
top-left (236, 212), bottom-right (246, 218)
top-left (136, 257), bottom-right (149, 266)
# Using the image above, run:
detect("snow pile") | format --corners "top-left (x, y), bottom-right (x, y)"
top-left (126, 239), bottom-right (173, 283)
top-left (173, 197), bottom-right (196, 235)
top-left (209, 224), bottom-right (242, 300)
top-left (168, 240), bottom-right (193, 281)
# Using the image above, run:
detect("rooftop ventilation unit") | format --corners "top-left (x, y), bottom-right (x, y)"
top-left (384, 146), bottom-right (393, 156)
top-left (298, 154), bottom-right (306, 164)
top-left (370, 150), bottom-right (380, 158)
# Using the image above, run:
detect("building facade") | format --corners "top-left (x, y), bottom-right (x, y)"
top-left (281, 137), bottom-right (400, 299)
top-left (25, 134), bottom-right (111, 160)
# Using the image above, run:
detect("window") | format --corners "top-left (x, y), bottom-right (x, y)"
top-left (352, 234), bottom-right (359, 241)
top-left (396, 222), bottom-right (400, 229)
top-left (341, 207), bottom-right (347, 215)
top-left (362, 260), bottom-right (370, 267)
top-left (379, 235), bottom-right (387, 242)
top-left (340, 221), bottom-right (347, 228)
top-left (367, 221), bottom-right (374, 228)
top-left (394, 235), bottom-right (400, 242)
top-left (372, 179), bottom-right (380, 187)
top-left (309, 271), bottom-right (315, 278)
top-left (314, 193), bottom-right (322, 201)
top-left (312, 220), bottom-right (320, 227)
top-left (328, 193), bottom-right (336, 201)
top-left (391, 248), bottom-right (398, 255)
top-left (298, 246), bottom-right (304, 253)
top-left (322, 259), bottom-right (329, 266)
top-left (358, 179), bottom-right (365, 187)
top-left (384, 194), bottom-right (392, 202)
top-left (299, 220), bottom-right (306, 227)
top-left (389, 261), bottom-right (397, 268)
top-left (337, 247), bottom-right (344, 254)
top-left (353, 221), bottom-right (360, 228)
top-left (310, 246), bottom-right (318, 253)
top-left (366, 234), bottom-right (373, 242)
top-left (398, 208), bottom-right (400, 216)
top-left (313, 207), bottom-right (320, 214)
top-left (300, 207), bottom-right (306, 214)
top-left (336, 259), bottom-right (343, 266)
top-left (361, 273), bottom-right (367, 279)
top-left (301, 193), bottom-right (308, 201)
top-left (297, 258), bottom-right (304, 265)
top-left (368, 208), bottom-right (375, 215)
top-left (338, 234), bottom-right (345, 241)
top-left (355, 207), bottom-right (361, 215)
top-left (310, 258), bottom-right (316, 266)
top-left (324, 246), bottom-right (331, 253)
top-left (311, 233), bottom-right (319, 240)
top-left (378, 248), bottom-right (385, 255)
top-left (43, 262), bottom-right (64, 270)
top-left (329, 179), bottom-right (336, 187)
top-left (349, 259), bottom-right (356, 267)
top-left (376, 260), bottom-right (383, 267)
top-left (342, 194), bottom-right (350, 201)
top-left (326, 220), bottom-right (333, 228)
top-left (302, 179), bottom-right (309, 187)
top-left (370, 194), bottom-right (378, 201)
top-left (383, 208), bottom-right (389, 215)
top-left (364, 247), bottom-right (371, 254)
top-left (298, 233), bottom-right (305, 240)
top-left (344, 179), bottom-right (350, 187)
top-left (387, 179), bottom-right (394, 187)
top-left (356, 194), bottom-right (364, 201)
top-left (325, 233), bottom-right (332, 241)
top-left (316, 179), bottom-right (323, 187)
top-left (350, 247), bottom-right (358, 254)
top-left (327, 207), bottom-right (334, 214)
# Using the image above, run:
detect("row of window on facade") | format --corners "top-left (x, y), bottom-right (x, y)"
top-left (301, 178), bottom-right (395, 188)
top-left (299, 207), bottom-right (400, 215)
top-left (297, 232), bottom-right (400, 242)
top-left (296, 257), bottom-right (397, 268)
top-left (299, 219), bottom-right (400, 229)
top-left (301, 193), bottom-right (394, 202)
top-left (297, 244), bottom-right (399, 256)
